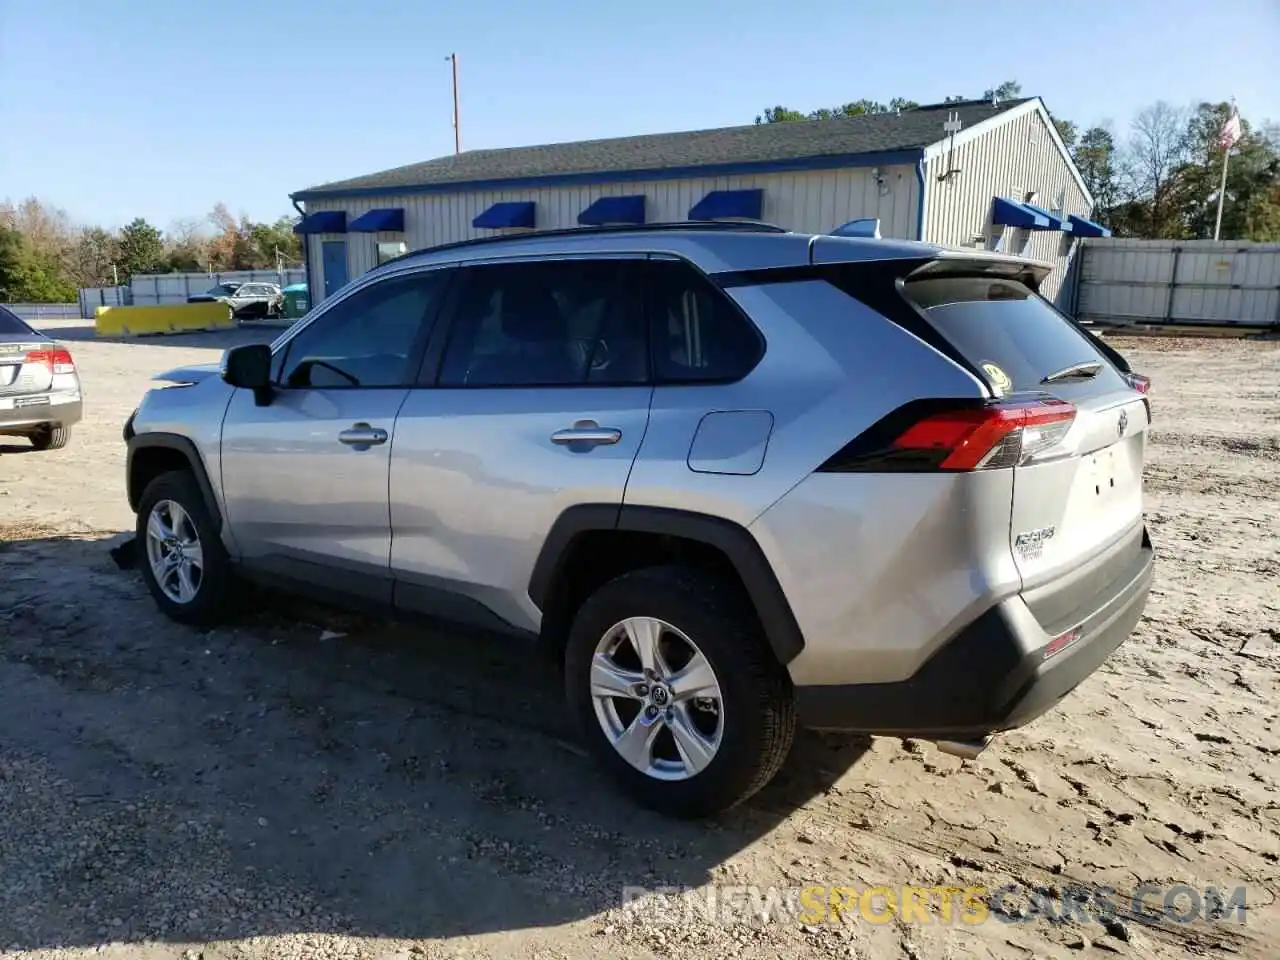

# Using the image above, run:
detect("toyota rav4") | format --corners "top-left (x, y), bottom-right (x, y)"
top-left (123, 222), bottom-right (1155, 818)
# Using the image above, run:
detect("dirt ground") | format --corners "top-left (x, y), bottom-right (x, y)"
top-left (1, 322), bottom-right (1277, 960)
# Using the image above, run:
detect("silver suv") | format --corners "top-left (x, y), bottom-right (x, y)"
top-left (123, 222), bottom-right (1155, 818)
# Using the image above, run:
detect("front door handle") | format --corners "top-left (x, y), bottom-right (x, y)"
top-left (551, 420), bottom-right (622, 447)
top-left (338, 422), bottom-right (388, 449)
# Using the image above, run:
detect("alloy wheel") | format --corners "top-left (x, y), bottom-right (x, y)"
top-left (144, 499), bottom-right (205, 604)
top-left (590, 616), bottom-right (725, 781)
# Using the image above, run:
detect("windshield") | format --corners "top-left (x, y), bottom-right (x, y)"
top-left (0, 305), bottom-right (37, 337)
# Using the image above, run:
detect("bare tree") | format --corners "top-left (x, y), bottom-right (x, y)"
top-left (168, 217), bottom-right (207, 248)
top-left (208, 203), bottom-right (238, 236)
top-left (1125, 102), bottom-right (1191, 237)
top-left (5, 197), bottom-right (75, 260)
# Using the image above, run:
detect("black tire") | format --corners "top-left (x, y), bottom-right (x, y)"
top-left (564, 564), bottom-right (796, 818)
top-left (29, 425), bottom-right (71, 451)
top-left (135, 469), bottom-right (234, 625)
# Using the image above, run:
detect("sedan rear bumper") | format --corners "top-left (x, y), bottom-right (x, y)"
top-left (0, 395), bottom-right (83, 433)
top-left (795, 527), bottom-right (1155, 737)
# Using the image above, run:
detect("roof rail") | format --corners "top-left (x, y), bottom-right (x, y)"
top-left (373, 220), bottom-right (790, 271)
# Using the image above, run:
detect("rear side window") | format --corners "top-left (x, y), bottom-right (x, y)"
top-left (438, 259), bottom-right (649, 388)
top-left (649, 260), bottom-right (762, 383)
top-left (902, 276), bottom-right (1125, 395)
top-left (0, 306), bottom-right (36, 337)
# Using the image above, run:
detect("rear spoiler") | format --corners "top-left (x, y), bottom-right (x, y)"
top-left (906, 250), bottom-right (1054, 291)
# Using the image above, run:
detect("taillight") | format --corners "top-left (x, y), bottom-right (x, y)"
top-left (1124, 372), bottom-right (1150, 394)
top-left (818, 397), bottom-right (1076, 473)
top-left (26, 348), bottom-right (76, 375)
top-left (895, 398), bottom-right (1076, 470)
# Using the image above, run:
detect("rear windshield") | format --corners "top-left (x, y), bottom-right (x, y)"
top-left (0, 306), bottom-right (36, 337)
top-left (902, 276), bottom-right (1126, 396)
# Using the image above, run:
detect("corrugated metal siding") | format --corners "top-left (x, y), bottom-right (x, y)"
top-left (304, 165), bottom-right (920, 299)
top-left (1076, 239), bottom-right (1280, 327)
top-left (923, 109), bottom-right (1089, 300)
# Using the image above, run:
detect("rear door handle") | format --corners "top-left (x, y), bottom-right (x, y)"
top-left (551, 420), bottom-right (622, 447)
top-left (338, 422), bottom-right (388, 448)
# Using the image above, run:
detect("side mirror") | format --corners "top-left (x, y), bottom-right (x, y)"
top-left (221, 343), bottom-right (274, 406)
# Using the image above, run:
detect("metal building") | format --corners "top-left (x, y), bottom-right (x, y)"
top-left (291, 95), bottom-right (1107, 307)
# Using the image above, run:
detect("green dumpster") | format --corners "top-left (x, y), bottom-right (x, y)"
top-left (281, 283), bottom-right (310, 320)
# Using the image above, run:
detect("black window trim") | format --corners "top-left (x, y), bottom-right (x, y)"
top-left (271, 264), bottom-right (458, 392)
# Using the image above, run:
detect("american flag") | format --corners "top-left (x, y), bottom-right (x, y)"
top-left (1218, 105), bottom-right (1242, 151)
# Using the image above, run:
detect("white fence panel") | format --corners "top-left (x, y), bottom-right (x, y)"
top-left (3, 302), bottom-right (82, 322)
top-left (78, 286), bottom-right (131, 318)
top-left (1075, 239), bottom-right (1280, 328)
top-left (129, 270), bottom-right (307, 306)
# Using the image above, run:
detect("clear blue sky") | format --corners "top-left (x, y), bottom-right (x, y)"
top-left (2, 0), bottom-right (1276, 231)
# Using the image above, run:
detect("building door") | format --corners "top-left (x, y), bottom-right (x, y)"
top-left (322, 240), bottom-right (349, 299)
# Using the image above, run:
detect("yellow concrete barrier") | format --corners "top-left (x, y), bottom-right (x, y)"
top-left (95, 302), bottom-right (235, 337)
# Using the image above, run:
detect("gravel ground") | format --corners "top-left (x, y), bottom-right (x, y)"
top-left (0, 323), bottom-right (1277, 960)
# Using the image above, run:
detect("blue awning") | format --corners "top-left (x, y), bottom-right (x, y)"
top-left (293, 210), bottom-right (347, 234)
top-left (348, 208), bottom-right (405, 232)
top-left (991, 197), bottom-right (1051, 230)
top-left (473, 201), bottom-right (536, 229)
top-left (688, 188), bottom-right (763, 221)
top-left (1067, 214), bottom-right (1112, 238)
top-left (578, 195), bottom-right (646, 226)
top-left (1022, 202), bottom-right (1072, 232)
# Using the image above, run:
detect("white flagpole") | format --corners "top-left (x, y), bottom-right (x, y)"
top-left (1213, 145), bottom-right (1230, 241)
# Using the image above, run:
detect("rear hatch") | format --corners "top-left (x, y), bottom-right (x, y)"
top-left (899, 262), bottom-right (1150, 623)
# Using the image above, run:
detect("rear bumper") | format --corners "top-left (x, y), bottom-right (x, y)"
top-left (0, 396), bottom-right (82, 432)
top-left (795, 527), bottom-right (1155, 737)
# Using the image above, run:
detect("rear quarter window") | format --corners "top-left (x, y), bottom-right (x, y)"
top-left (903, 276), bottom-right (1126, 396)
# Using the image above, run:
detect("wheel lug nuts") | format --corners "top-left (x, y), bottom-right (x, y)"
top-left (645, 705), bottom-right (659, 719)
top-left (636, 685), bottom-right (648, 697)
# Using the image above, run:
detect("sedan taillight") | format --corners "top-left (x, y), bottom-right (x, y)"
top-left (26, 348), bottom-right (76, 375)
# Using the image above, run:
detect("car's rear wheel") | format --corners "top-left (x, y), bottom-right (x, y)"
top-left (565, 564), bottom-right (795, 818)
top-left (29, 425), bottom-right (70, 451)
top-left (136, 470), bottom-right (233, 625)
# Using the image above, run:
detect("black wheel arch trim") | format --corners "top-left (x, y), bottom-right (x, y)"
top-left (126, 432), bottom-right (223, 532)
top-left (528, 503), bottom-right (805, 665)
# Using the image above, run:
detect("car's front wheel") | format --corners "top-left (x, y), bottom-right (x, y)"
top-left (136, 470), bottom-right (233, 625)
top-left (565, 564), bottom-right (796, 818)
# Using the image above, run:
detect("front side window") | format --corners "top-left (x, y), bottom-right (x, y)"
top-left (438, 259), bottom-right (649, 387)
top-left (277, 270), bottom-right (451, 388)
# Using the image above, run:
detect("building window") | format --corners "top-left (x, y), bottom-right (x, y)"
top-left (377, 241), bottom-right (408, 265)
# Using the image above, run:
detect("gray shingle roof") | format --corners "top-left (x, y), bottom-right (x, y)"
top-left (295, 99), bottom-right (1029, 198)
